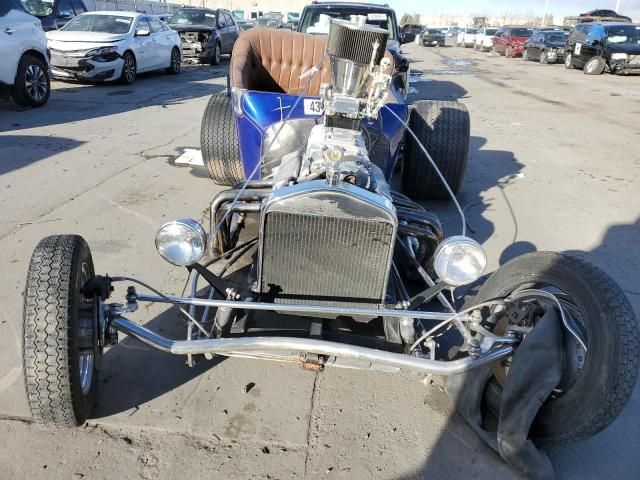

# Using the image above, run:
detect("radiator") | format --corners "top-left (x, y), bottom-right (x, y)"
top-left (258, 184), bottom-right (396, 308)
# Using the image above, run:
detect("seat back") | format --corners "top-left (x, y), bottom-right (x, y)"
top-left (230, 28), bottom-right (395, 97)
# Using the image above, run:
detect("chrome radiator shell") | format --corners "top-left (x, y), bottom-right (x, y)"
top-left (258, 181), bottom-right (397, 308)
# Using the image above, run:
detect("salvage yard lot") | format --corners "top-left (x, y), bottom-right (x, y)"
top-left (0, 43), bottom-right (639, 478)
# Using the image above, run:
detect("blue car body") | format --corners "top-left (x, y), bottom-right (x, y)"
top-left (234, 87), bottom-right (410, 181)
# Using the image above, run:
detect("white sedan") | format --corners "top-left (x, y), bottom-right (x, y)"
top-left (47, 12), bottom-right (182, 84)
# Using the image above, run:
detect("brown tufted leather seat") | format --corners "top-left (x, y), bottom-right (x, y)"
top-left (230, 28), bottom-right (394, 97)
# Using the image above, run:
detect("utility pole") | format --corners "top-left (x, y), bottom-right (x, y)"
top-left (542, 0), bottom-right (549, 26)
top-left (616, 0), bottom-right (621, 12)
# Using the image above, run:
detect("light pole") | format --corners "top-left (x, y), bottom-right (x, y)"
top-left (542, 0), bottom-right (549, 26)
top-left (616, 0), bottom-right (621, 12)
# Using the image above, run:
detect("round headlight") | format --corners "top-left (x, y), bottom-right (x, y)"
top-left (433, 236), bottom-right (487, 287)
top-left (155, 219), bottom-right (206, 266)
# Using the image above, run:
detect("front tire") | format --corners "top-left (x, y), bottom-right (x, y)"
top-left (23, 235), bottom-right (101, 427)
top-left (505, 45), bottom-right (512, 57)
top-left (119, 51), bottom-right (136, 84)
top-left (11, 54), bottom-right (50, 108)
top-left (475, 252), bottom-right (640, 443)
top-left (522, 49), bottom-right (529, 61)
top-left (201, 92), bottom-right (244, 185)
top-left (402, 100), bottom-right (470, 200)
top-left (210, 42), bottom-right (222, 66)
top-left (540, 50), bottom-right (548, 64)
top-left (584, 56), bottom-right (606, 75)
top-left (166, 47), bottom-right (181, 74)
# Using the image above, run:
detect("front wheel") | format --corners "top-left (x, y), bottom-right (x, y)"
top-left (402, 100), bottom-right (470, 200)
top-left (522, 49), bottom-right (529, 61)
top-left (505, 46), bottom-right (512, 57)
top-left (119, 51), bottom-right (136, 84)
top-left (23, 235), bottom-right (101, 426)
top-left (210, 42), bottom-right (222, 66)
top-left (584, 56), bottom-right (606, 75)
top-left (166, 47), bottom-right (181, 74)
top-left (540, 50), bottom-right (548, 64)
top-left (475, 252), bottom-right (640, 443)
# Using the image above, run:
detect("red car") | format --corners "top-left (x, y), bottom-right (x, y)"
top-left (492, 25), bottom-right (533, 57)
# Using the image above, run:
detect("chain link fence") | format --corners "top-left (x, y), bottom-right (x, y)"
top-left (86, 0), bottom-right (190, 14)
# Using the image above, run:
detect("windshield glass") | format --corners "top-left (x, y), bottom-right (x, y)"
top-left (605, 25), bottom-right (640, 44)
top-left (62, 14), bottom-right (133, 34)
top-left (426, 29), bottom-right (441, 34)
top-left (465, 28), bottom-right (478, 34)
top-left (288, 12), bottom-right (300, 21)
top-left (300, 10), bottom-right (395, 39)
top-left (511, 28), bottom-right (533, 37)
top-left (486, 28), bottom-right (498, 35)
top-left (20, 0), bottom-right (53, 16)
top-left (545, 32), bottom-right (568, 42)
top-left (169, 10), bottom-right (217, 27)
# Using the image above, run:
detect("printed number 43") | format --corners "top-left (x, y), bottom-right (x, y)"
top-left (304, 99), bottom-right (323, 115)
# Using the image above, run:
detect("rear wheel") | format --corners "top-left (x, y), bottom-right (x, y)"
top-left (23, 235), bottom-right (101, 427)
top-left (11, 54), bottom-right (50, 108)
top-left (201, 92), bottom-right (244, 185)
top-left (475, 252), bottom-right (640, 443)
top-left (564, 52), bottom-right (577, 69)
top-left (402, 100), bottom-right (470, 200)
top-left (584, 56), bottom-right (606, 75)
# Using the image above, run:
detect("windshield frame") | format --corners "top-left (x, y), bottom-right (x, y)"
top-left (169, 9), bottom-right (219, 28)
top-left (299, 8), bottom-right (396, 40)
top-left (61, 14), bottom-right (134, 34)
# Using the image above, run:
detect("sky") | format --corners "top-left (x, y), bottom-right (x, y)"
top-left (387, 0), bottom-right (640, 19)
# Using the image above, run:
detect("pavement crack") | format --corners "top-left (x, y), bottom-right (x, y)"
top-left (303, 372), bottom-right (320, 478)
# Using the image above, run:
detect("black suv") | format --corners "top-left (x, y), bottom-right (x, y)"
top-left (421, 28), bottom-right (445, 47)
top-left (169, 7), bottom-right (239, 65)
top-left (565, 22), bottom-right (640, 75)
top-left (19, 0), bottom-right (87, 30)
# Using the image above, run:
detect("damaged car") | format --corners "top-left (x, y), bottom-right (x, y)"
top-left (47, 12), bottom-right (182, 83)
top-left (23, 21), bottom-right (639, 479)
top-left (168, 7), bottom-right (238, 66)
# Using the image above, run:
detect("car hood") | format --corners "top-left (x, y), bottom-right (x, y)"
top-left (46, 31), bottom-right (129, 44)
top-left (170, 24), bottom-right (215, 32)
top-left (424, 32), bottom-right (444, 37)
top-left (608, 43), bottom-right (640, 55)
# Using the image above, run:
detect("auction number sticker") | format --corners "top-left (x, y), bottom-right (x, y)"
top-left (574, 42), bottom-right (582, 55)
top-left (304, 99), bottom-right (323, 115)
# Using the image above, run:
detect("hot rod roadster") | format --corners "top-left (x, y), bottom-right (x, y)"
top-left (23, 20), bottom-right (638, 476)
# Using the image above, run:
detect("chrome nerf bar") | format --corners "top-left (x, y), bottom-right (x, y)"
top-left (134, 293), bottom-right (468, 322)
top-left (111, 316), bottom-right (513, 376)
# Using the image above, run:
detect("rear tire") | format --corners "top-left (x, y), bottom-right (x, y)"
top-left (11, 54), bottom-right (50, 108)
top-left (23, 235), bottom-right (100, 427)
top-left (584, 56), bottom-right (606, 75)
top-left (474, 252), bottom-right (640, 443)
top-left (201, 92), bottom-right (244, 185)
top-left (402, 101), bottom-right (470, 200)
top-left (564, 52), bottom-right (577, 69)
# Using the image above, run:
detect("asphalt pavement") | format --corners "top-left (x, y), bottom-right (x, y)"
top-left (0, 42), bottom-right (639, 479)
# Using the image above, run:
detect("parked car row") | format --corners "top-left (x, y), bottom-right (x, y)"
top-left (453, 19), bottom-right (640, 76)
